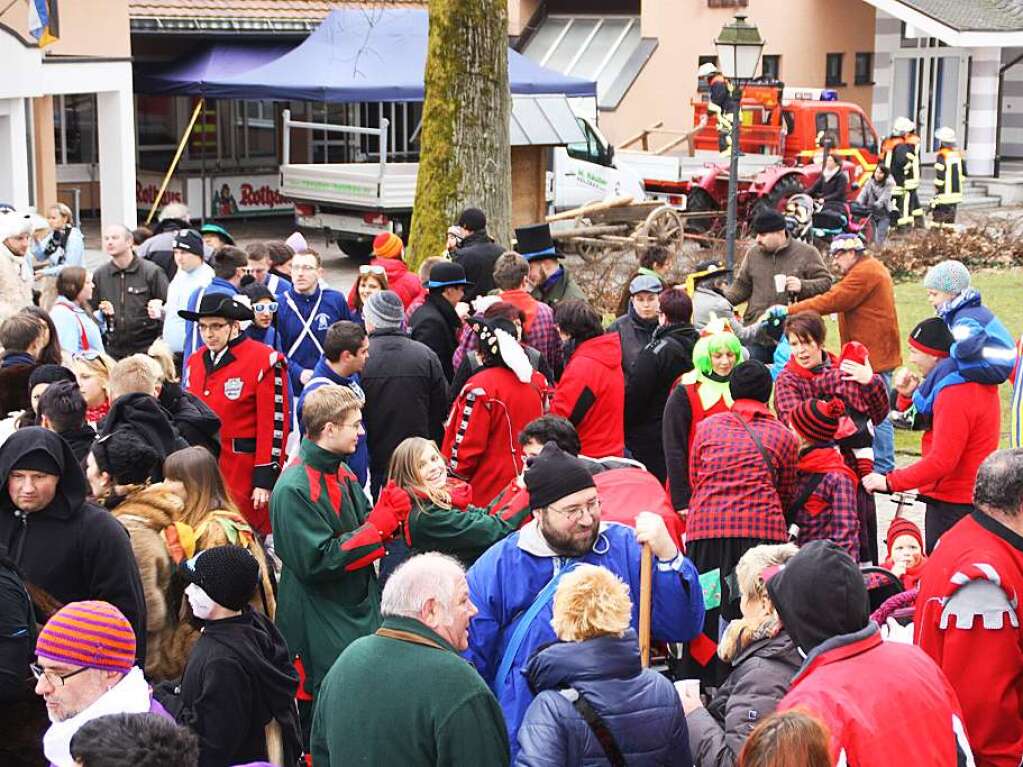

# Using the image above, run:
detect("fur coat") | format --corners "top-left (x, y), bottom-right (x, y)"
top-left (108, 483), bottom-right (184, 681)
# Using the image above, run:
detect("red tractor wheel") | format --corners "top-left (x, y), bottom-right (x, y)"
top-left (750, 175), bottom-right (805, 220)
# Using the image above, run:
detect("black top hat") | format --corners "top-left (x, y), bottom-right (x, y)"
top-left (426, 261), bottom-right (472, 289)
top-left (178, 293), bottom-right (254, 322)
top-left (514, 223), bottom-right (563, 262)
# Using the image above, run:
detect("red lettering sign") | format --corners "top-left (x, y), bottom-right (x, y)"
top-left (239, 183), bottom-right (287, 209)
top-left (136, 182), bottom-right (183, 207)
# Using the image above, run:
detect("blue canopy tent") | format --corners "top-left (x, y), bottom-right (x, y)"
top-left (191, 7), bottom-right (595, 102)
top-left (134, 42), bottom-right (297, 95)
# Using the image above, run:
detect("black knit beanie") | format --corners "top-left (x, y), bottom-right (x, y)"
top-left (184, 545), bottom-right (260, 611)
top-left (729, 360), bottom-right (773, 403)
top-left (524, 441), bottom-right (596, 511)
top-left (92, 429), bottom-right (161, 486)
top-left (11, 448), bottom-right (61, 476)
top-left (28, 364), bottom-right (76, 392)
top-left (908, 317), bottom-right (953, 358)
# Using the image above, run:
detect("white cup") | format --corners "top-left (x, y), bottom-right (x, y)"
top-left (674, 679), bottom-right (701, 699)
top-left (774, 273), bottom-right (787, 293)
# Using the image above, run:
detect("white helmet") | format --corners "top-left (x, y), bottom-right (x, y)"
top-left (892, 116), bottom-right (915, 135)
top-left (697, 62), bottom-right (719, 78)
top-left (934, 126), bottom-right (957, 144)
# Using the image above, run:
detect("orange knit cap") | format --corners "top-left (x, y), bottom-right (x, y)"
top-left (372, 232), bottom-right (403, 259)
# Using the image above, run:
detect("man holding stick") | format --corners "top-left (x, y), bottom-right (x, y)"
top-left (465, 442), bottom-right (704, 755)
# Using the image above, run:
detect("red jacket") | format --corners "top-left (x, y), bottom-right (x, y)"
top-left (550, 333), bottom-right (625, 457)
top-left (779, 627), bottom-right (973, 766)
top-left (442, 365), bottom-right (547, 506)
top-left (915, 512), bottom-right (1023, 767)
top-left (887, 381), bottom-right (1000, 503)
top-left (186, 335), bottom-right (289, 534)
top-left (370, 256), bottom-right (423, 309)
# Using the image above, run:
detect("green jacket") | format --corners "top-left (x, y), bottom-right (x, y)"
top-left (311, 615), bottom-right (510, 767)
top-left (406, 498), bottom-right (532, 566)
top-left (270, 439), bottom-right (383, 698)
top-left (531, 264), bottom-right (586, 306)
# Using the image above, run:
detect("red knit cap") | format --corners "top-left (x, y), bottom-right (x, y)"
top-left (838, 341), bottom-right (869, 366)
top-left (36, 600), bottom-right (136, 674)
top-left (372, 232), bottom-right (403, 259)
top-left (886, 517), bottom-right (924, 556)
top-left (790, 397), bottom-right (846, 442)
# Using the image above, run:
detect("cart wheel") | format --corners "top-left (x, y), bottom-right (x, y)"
top-left (639, 205), bottom-right (685, 252)
top-left (574, 239), bottom-right (606, 264)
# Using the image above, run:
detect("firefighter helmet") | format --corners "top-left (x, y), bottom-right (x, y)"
top-left (893, 116), bottom-right (915, 135)
top-left (934, 126), bottom-right (957, 144)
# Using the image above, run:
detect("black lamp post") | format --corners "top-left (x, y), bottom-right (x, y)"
top-left (714, 14), bottom-right (765, 270)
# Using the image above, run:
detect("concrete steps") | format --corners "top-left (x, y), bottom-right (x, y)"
top-left (918, 168), bottom-right (1002, 210)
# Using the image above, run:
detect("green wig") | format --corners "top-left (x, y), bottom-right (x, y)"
top-left (692, 317), bottom-right (742, 377)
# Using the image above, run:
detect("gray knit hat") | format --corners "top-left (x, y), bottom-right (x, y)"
top-left (923, 259), bottom-right (970, 295)
top-left (363, 289), bottom-right (404, 329)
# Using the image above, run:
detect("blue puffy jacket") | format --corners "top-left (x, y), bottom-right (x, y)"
top-left (939, 288), bottom-right (1015, 387)
top-left (515, 631), bottom-right (693, 767)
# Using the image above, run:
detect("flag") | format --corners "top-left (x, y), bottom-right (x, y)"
top-left (27, 0), bottom-right (60, 47)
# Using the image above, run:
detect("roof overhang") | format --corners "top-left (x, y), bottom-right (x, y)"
top-left (131, 16), bottom-right (318, 34)
top-left (863, 0), bottom-right (1023, 47)
top-left (510, 94), bottom-right (586, 147)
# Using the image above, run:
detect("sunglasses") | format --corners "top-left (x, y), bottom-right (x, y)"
top-left (73, 350), bottom-right (103, 361)
top-left (252, 302), bottom-right (278, 313)
top-left (359, 265), bottom-right (386, 276)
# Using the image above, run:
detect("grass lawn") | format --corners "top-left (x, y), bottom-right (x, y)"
top-left (821, 267), bottom-right (1023, 456)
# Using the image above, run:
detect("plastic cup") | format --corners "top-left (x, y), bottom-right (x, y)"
top-left (774, 273), bottom-right (787, 293)
top-left (674, 679), bottom-right (701, 698)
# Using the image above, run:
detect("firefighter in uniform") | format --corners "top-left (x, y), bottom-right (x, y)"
top-left (181, 293), bottom-right (290, 536)
top-left (930, 126), bottom-right (965, 229)
top-left (699, 62), bottom-right (736, 154)
top-left (883, 116), bottom-right (922, 229)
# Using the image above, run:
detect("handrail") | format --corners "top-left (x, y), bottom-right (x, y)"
top-left (281, 109), bottom-right (391, 183)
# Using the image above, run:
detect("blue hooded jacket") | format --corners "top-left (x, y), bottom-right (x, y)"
top-left (296, 357), bottom-right (369, 485)
top-left (466, 521), bottom-right (704, 755)
top-left (516, 631), bottom-right (693, 766)
top-left (939, 288), bottom-right (1015, 387)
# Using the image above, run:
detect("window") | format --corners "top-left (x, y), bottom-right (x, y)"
top-left (848, 112), bottom-right (877, 154)
top-left (136, 95), bottom-right (181, 171)
top-left (761, 55), bottom-right (780, 81)
top-left (523, 15), bottom-right (647, 109)
top-left (825, 53), bottom-right (845, 87)
top-left (815, 112), bottom-right (840, 141)
top-left (566, 118), bottom-right (606, 164)
top-left (854, 52), bottom-right (874, 86)
top-left (234, 100), bottom-right (277, 160)
top-left (310, 102), bottom-right (423, 164)
top-left (54, 95), bottom-right (98, 165)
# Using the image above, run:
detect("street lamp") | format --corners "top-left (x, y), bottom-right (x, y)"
top-left (714, 14), bottom-right (765, 270)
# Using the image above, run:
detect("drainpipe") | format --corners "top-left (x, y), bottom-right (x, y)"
top-left (995, 50), bottom-right (1023, 178)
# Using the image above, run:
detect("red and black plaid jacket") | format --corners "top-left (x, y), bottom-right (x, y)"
top-left (773, 355), bottom-right (890, 427)
top-left (687, 400), bottom-right (800, 542)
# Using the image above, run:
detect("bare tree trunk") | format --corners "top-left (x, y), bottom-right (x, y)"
top-left (407, 0), bottom-right (512, 271)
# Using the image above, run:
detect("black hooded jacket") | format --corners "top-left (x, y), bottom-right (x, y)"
top-left (180, 609), bottom-right (301, 767)
top-left (766, 539), bottom-right (870, 655)
top-left (453, 230), bottom-right (504, 302)
top-left (0, 428), bottom-right (148, 665)
top-left (99, 393), bottom-right (189, 477)
top-left (158, 381), bottom-right (221, 457)
top-left (59, 423), bottom-right (97, 465)
top-left (624, 322), bottom-right (699, 483)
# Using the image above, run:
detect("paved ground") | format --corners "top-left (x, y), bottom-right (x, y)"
top-left (82, 214), bottom-right (923, 559)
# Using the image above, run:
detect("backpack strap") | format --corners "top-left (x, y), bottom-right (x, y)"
top-left (784, 473), bottom-right (826, 537)
top-left (730, 413), bottom-right (776, 485)
top-left (560, 687), bottom-right (628, 767)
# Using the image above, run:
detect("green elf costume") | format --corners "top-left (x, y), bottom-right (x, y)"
top-left (270, 438), bottom-right (411, 713)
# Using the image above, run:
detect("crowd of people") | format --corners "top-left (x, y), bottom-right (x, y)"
top-left (0, 196), bottom-right (1021, 767)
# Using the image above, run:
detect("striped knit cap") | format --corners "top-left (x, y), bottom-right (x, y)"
top-left (36, 601), bottom-right (136, 674)
top-left (790, 397), bottom-right (846, 443)
top-left (372, 231), bottom-right (403, 259)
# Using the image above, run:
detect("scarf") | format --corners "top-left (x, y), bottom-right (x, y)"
top-left (541, 266), bottom-right (565, 294)
top-left (43, 666), bottom-right (152, 767)
top-left (882, 555), bottom-right (928, 590)
top-left (912, 357), bottom-right (965, 416)
top-left (85, 400), bottom-right (110, 426)
top-left (798, 446), bottom-right (858, 486)
top-left (679, 368), bottom-right (733, 411)
top-left (782, 351), bottom-right (835, 380)
top-left (936, 287), bottom-right (980, 322)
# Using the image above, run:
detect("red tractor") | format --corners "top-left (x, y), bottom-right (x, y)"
top-left (639, 83), bottom-right (880, 237)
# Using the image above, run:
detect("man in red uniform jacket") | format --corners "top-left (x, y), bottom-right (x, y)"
top-left (182, 294), bottom-right (289, 535)
top-left (443, 318), bottom-right (546, 506)
top-left (769, 540), bottom-right (974, 766)
top-left (915, 448), bottom-right (1023, 767)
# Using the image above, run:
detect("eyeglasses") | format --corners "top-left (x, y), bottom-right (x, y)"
top-left (359, 265), bottom-right (386, 276)
top-left (198, 321), bottom-right (230, 333)
top-left (251, 302), bottom-right (278, 313)
top-left (30, 663), bottom-right (90, 688)
top-left (546, 496), bottom-right (601, 522)
top-left (291, 264), bottom-right (318, 273)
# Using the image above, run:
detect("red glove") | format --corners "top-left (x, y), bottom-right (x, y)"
top-left (365, 482), bottom-right (413, 539)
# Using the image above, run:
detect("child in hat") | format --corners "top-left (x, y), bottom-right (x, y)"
top-left (178, 546), bottom-right (301, 767)
top-left (833, 341), bottom-right (877, 478)
top-left (787, 397), bottom-right (861, 559)
top-left (882, 517), bottom-right (927, 590)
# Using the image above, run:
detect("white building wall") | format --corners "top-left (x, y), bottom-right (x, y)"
top-left (0, 99), bottom-right (30, 207)
top-left (967, 47), bottom-right (1000, 176)
top-left (1002, 47), bottom-right (1023, 159)
top-left (871, 9), bottom-right (902, 137)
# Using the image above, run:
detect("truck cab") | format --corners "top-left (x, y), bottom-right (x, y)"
top-left (551, 117), bottom-right (645, 210)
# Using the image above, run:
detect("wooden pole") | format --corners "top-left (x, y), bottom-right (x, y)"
top-left (639, 543), bottom-right (653, 668)
top-left (144, 98), bottom-right (204, 227)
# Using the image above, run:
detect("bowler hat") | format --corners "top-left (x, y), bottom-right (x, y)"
top-left (427, 261), bottom-right (472, 289)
